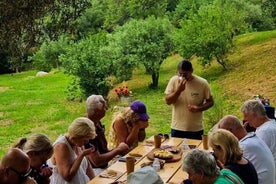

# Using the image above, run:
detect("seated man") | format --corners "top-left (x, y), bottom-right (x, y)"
top-left (218, 115), bottom-right (275, 184)
top-left (0, 148), bottom-right (34, 184)
top-left (241, 99), bottom-right (276, 180)
top-left (182, 149), bottom-right (244, 184)
top-left (85, 95), bottom-right (129, 175)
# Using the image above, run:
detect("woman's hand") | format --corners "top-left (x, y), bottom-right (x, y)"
top-left (136, 120), bottom-right (149, 129)
top-left (82, 146), bottom-right (96, 157)
top-left (40, 165), bottom-right (53, 178)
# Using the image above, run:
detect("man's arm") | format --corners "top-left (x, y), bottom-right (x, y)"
top-left (200, 96), bottom-right (214, 111)
top-left (165, 79), bottom-right (186, 105)
top-left (188, 96), bottom-right (214, 112)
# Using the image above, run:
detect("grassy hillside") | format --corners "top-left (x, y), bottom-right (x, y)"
top-left (0, 30), bottom-right (275, 158)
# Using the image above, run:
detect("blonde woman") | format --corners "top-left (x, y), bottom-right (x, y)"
top-left (109, 100), bottom-right (149, 151)
top-left (208, 129), bottom-right (258, 184)
top-left (48, 117), bottom-right (96, 184)
top-left (13, 133), bottom-right (53, 184)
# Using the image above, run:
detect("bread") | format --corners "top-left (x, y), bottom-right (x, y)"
top-left (106, 169), bottom-right (117, 176)
top-left (140, 160), bottom-right (165, 169)
top-left (153, 150), bottom-right (173, 159)
top-left (129, 152), bottom-right (143, 157)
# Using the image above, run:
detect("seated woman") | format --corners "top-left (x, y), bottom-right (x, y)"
top-left (182, 149), bottom-right (244, 184)
top-left (109, 100), bottom-right (149, 151)
top-left (208, 129), bottom-right (258, 184)
top-left (48, 117), bottom-right (96, 184)
top-left (13, 133), bottom-right (53, 184)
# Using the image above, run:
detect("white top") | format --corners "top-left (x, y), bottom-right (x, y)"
top-left (240, 132), bottom-right (275, 184)
top-left (47, 135), bottom-right (90, 184)
top-left (255, 119), bottom-right (276, 183)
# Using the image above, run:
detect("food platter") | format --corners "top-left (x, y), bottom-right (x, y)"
top-left (147, 145), bottom-right (182, 163)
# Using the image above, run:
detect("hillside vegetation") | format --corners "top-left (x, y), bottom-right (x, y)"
top-left (0, 30), bottom-right (275, 158)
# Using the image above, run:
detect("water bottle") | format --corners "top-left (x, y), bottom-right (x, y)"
top-left (182, 138), bottom-right (189, 150)
top-left (152, 158), bottom-right (160, 172)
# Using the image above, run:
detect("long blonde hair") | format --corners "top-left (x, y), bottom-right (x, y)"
top-left (208, 129), bottom-right (243, 164)
top-left (112, 107), bottom-right (140, 126)
top-left (13, 133), bottom-right (53, 159)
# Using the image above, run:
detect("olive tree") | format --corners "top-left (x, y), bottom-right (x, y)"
top-left (60, 32), bottom-right (111, 98)
top-left (174, 0), bottom-right (250, 69)
top-left (105, 16), bottom-right (175, 89)
top-left (103, 0), bottom-right (168, 31)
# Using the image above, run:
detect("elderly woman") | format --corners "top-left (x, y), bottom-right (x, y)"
top-left (13, 133), bottom-right (53, 184)
top-left (182, 149), bottom-right (244, 184)
top-left (208, 129), bottom-right (258, 184)
top-left (48, 117), bottom-right (96, 184)
top-left (109, 100), bottom-right (149, 151)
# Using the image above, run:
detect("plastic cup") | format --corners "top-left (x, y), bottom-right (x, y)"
top-left (154, 135), bottom-right (162, 148)
top-left (202, 134), bottom-right (209, 150)
top-left (126, 156), bottom-right (135, 175)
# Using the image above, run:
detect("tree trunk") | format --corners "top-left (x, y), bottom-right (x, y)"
top-left (151, 72), bottom-right (159, 89)
top-left (216, 57), bottom-right (227, 70)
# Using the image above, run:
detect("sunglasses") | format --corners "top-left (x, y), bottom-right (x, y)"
top-left (9, 167), bottom-right (32, 182)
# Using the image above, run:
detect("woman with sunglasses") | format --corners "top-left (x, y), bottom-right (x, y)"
top-left (13, 133), bottom-right (53, 184)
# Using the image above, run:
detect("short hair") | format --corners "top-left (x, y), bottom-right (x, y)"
top-left (68, 117), bottom-right (96, 140)
top-left (86, 95), bottom-right (106, 115)
top-left (209, 129), bottom-right (243, 164)
top-left (218, 115), bottom-right (243, 131)
top-left (177, 59), bottom-right (193, 71)
top-left (13, 133), bottom-right (53, 159)
top-left (182, 149), bottom-right (220, 177)
top-left (241, 100), bottom-right (266, 117)
top-left (1, 148), bottom-right (30, 171)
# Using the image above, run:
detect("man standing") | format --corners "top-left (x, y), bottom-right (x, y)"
top-left (0, 148), bottom-right (33, 184)
top-left (218, 115), bottom-right (275, 184)
top-left (241, 100), bottom-right (276, 181)
top-left (165, 59), bottom-right (214, 139)
top-left (85, 95), bottom-right (129, 175)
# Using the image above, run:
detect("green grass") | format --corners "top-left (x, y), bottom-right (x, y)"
top-left (1, 30), bottom-right (276, 158)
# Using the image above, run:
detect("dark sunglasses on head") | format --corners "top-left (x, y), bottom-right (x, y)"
top-left (9, 167), bottom-right (32, 182)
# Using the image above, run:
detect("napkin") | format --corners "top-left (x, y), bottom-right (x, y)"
top-left (99, 169), bottom-right (122, 179)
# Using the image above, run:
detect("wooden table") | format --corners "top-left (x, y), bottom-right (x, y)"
top-left (87, 136), bottom-right (202, 184)
top-left (167, 140), bottom-right (212, 184)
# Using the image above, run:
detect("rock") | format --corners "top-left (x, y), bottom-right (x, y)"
top-left (36, 71), bottom-right (48, 77)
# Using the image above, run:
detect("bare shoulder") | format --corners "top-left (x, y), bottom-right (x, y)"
top-left (54, 142), bottom-right (70, 157)
top-left (113, 117), bottom-right (125, 127)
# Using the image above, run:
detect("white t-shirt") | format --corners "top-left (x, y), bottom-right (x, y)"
top-left (255, 119), bottom-right (276, 183)
top-left (240, 132), bottom-right (275, 184)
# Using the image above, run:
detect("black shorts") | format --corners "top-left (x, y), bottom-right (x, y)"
top-left (171, 129), bottom-right (203, 140)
